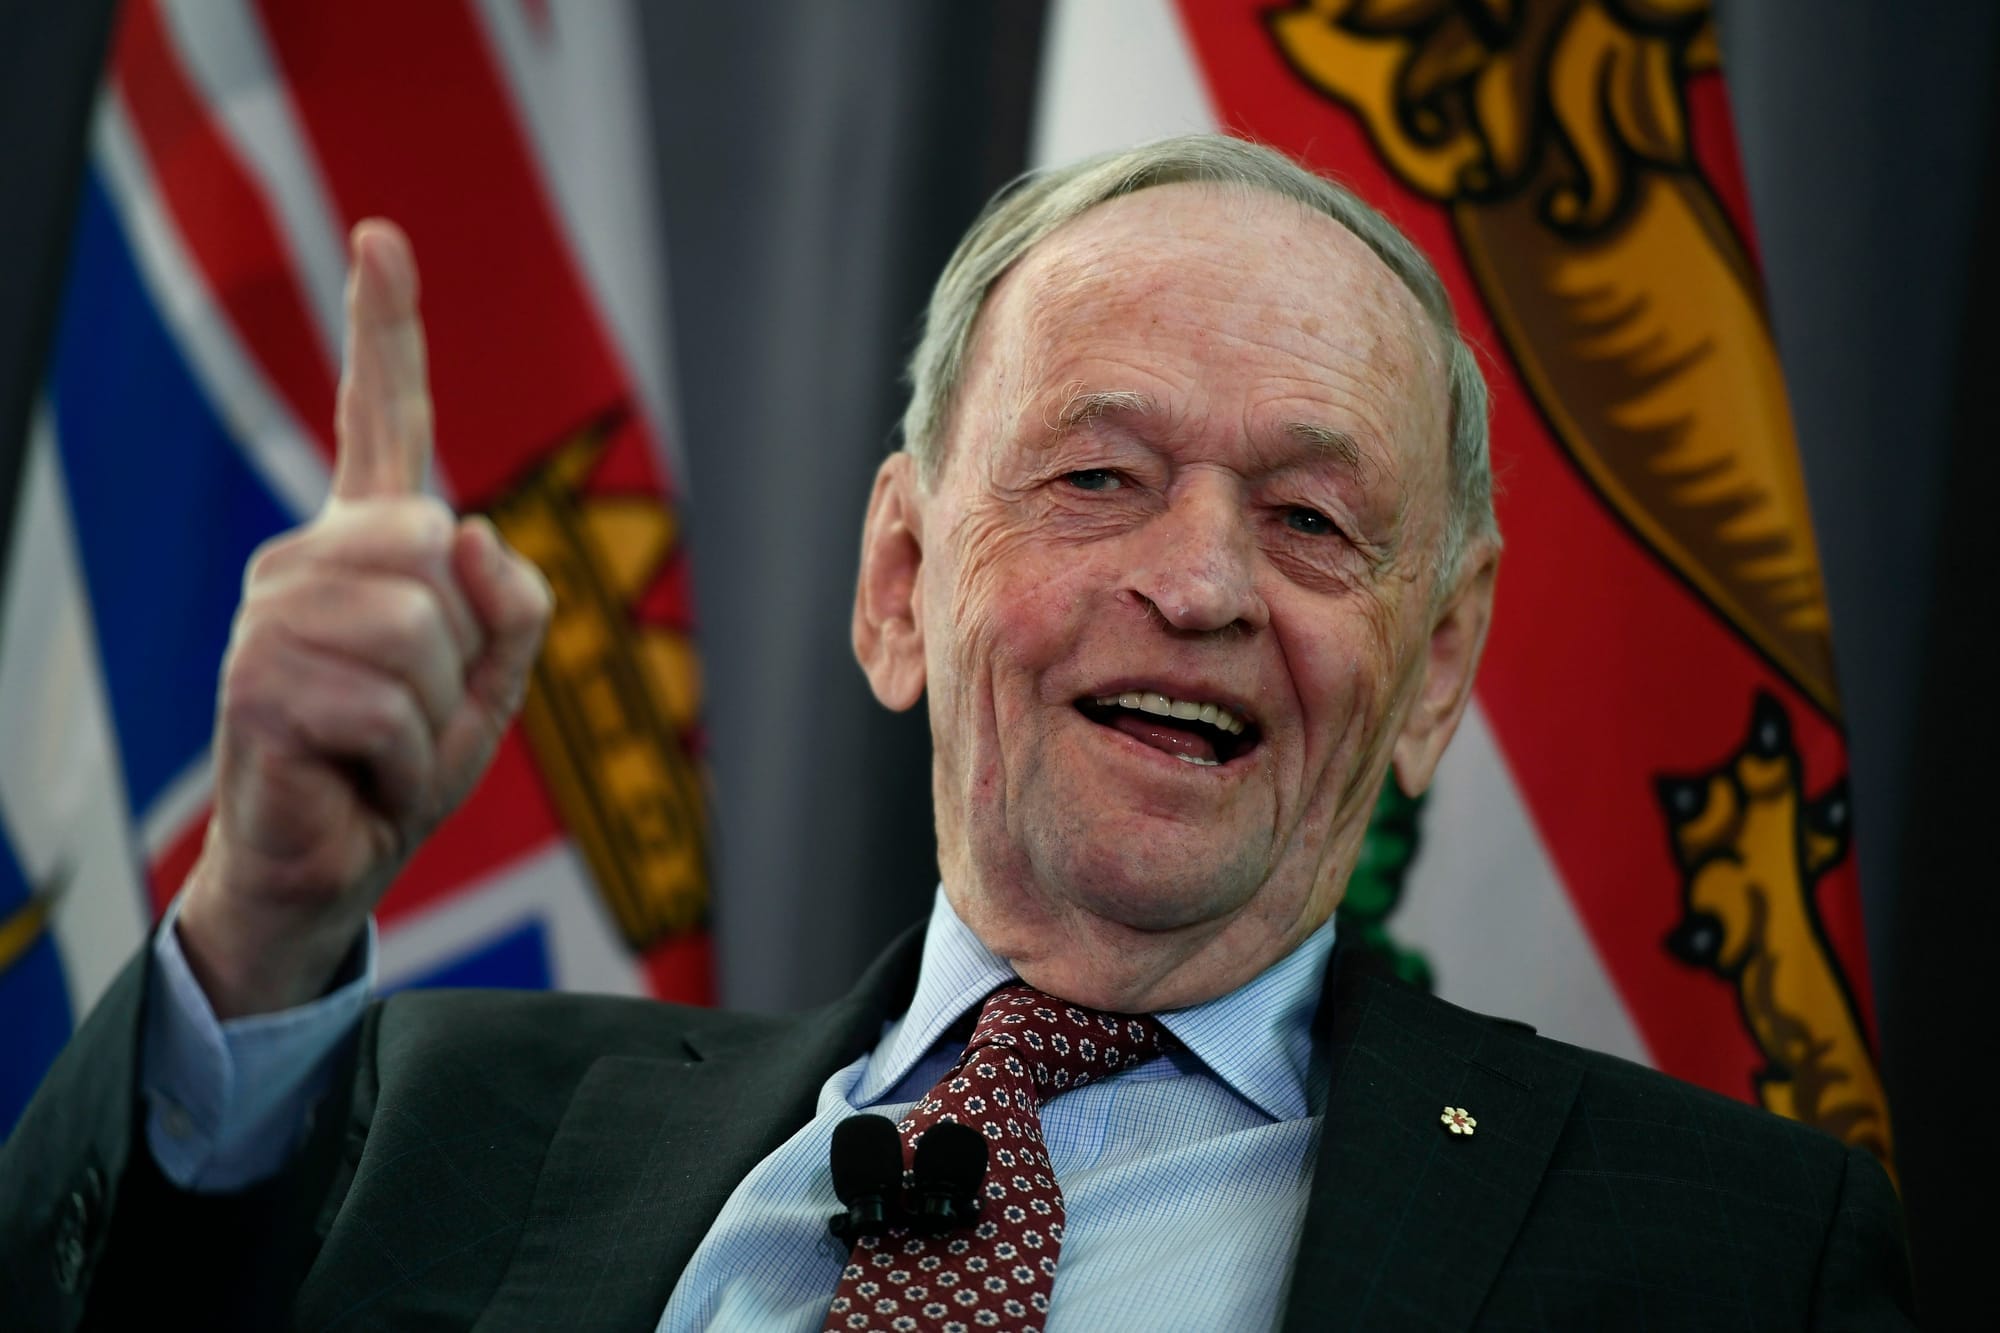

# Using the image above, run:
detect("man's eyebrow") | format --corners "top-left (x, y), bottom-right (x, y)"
top-left (1284, 420), bottom-right (1366, 471)
top-left (1036, 392), bottom-right (1377, 485)
top-left (1286, 420), bottom-right (1401, 565)
top-left (1042, 386), bottom-right (1154, 437)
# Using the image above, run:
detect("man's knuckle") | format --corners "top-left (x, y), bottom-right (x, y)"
top-left (219, 624), bottom-right (279, 710)
top-left (349, 682), bottom-right (415, 756)
top-left (410, 494), bottom-right (452, 536)
top-left (376, 582), bottom-right (438, 652)
top-left (506, 562), bottom-right (557, 635)
top-left (381, 499), bottom-right (456, 571)
top-left (241, 738), bottom-right (297, 794)
top-left (217, 664), bottom-right (256, 726)
top-left (244, 530), bottom-right (304, 585)
top-left (505, 596), bottom-right (550, 644)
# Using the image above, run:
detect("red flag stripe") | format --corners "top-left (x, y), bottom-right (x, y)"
top-left (110, 0), bottom-right (338, 472)
top-left (249, 0), bottom-right (672, 509)
top-left (146, 805), bottom-right (210, 922)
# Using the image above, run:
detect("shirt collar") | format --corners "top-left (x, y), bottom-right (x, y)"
top-left (852, 889), bottom-right (1016, 1104)
top-left (1155, 913), bottom-right (1334, 1122)
top-left (854, 886), bottom-right (1335, 1122)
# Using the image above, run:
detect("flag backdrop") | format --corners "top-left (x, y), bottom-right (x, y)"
top-left (1038, 0), bottom-right (1892, 1175)
top-left (0, 0), bottom-right (707, 1135)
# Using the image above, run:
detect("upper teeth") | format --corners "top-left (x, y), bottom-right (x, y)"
top-left (1092, 691), bottom-right (1248, 734)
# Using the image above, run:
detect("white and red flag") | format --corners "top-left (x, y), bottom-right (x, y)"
top-left (1037, 0), bottom-right (1893, 1177)
top-left (0, 0), bottom-right (706, 1132)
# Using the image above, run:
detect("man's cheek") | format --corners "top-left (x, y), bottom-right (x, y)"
top-left (972, 601), bottom-right (1066, 724)
top-left (955, 550), bottom-right (1081, 667)
top-left (944, 508), bottom-right (1031, 630)
top-left (1285, 630), bottom-right (1378, 775)
top-left (929, 585), bottom-right (1037, 750)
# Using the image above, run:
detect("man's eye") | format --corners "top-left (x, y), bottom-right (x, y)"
top-left (1064, 470), bottom-right (1122, 492)
top-left (1285, 507), bottom-right (1336, 536)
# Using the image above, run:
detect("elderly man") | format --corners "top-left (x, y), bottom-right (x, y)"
top-left (2, 136), bottom-right (1910, 1330)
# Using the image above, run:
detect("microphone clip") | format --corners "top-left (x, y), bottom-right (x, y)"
top-left (826, 1114), bottom-right (989, 1242)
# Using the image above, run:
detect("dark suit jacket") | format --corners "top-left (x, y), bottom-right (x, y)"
top-left (1, 924), bottom-right (1913, 1331)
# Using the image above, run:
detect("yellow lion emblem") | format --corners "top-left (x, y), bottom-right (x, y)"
top-left (1657, 694), bottom-right (1894, 1179)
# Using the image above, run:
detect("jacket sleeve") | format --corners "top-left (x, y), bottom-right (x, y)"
top-left (0, 944), bottom-right (364, 1332)
top-left (1809, 1145), bottom-right (1917, 1330)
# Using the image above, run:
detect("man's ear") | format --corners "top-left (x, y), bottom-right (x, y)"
top-left (853, 452), bottom-right (927, 712)
top-left (1391, 542), bottom-right (1498, 797)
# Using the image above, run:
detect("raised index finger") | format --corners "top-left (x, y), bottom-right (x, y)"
top-left (332, 219), bottom-right (433, 502)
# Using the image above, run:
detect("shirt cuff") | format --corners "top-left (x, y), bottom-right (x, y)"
top-left (141, 896), bottom-right (375, 1192)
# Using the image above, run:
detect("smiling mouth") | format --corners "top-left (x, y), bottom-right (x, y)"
top-left (1075, 692), bottom-right (1262, 767)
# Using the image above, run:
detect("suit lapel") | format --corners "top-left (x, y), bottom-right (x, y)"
top-left (1281, 952), bottom-right (1584, 1333)
top-left (473, 926), bottom-right (926, 1331)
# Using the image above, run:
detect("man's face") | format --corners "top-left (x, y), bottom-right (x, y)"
top-left (857, 183), bottom-right (1488, 1010)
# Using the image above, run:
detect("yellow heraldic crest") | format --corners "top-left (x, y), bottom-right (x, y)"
top-left (1657, 694), bottom-right (1894, 1181)
top-left (1270, 0), bottom-right (1841, 716)
top-left (486, 426), bottom-right (708, 951)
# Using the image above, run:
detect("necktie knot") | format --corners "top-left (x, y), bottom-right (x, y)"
top-left (966, 984), bottom-right (1176, 1102)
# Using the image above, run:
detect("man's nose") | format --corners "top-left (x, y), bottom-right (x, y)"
top-left (1126, 478), bottom-right (1268, 635)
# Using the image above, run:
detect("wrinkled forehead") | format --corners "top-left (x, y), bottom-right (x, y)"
top-left (963, 182), bottom-right (1451, 472)
top-left (1023, 182), bottom-right (1426, 309)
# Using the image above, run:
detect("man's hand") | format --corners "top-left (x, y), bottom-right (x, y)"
top-left (174, 220), bottom-right (552, 1019)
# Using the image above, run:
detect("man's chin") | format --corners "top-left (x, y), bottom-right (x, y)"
top-left (1027, 831), bottom-right (1268, 935)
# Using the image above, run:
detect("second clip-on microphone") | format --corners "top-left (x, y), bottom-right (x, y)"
top-left (828, 1114), bottom-right (990, 1241)
top-left (912, 1121), bottom-right (987, 1230)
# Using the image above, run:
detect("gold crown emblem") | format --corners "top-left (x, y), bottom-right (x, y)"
top-left (486, 425), bottom-right (707, 951)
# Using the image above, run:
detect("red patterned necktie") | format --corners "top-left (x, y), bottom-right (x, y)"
top-left (822, 984), bottom-right (1177, 1333)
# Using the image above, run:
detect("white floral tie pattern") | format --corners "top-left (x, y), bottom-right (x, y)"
top-left (822, 984), bottom-right (1177, 1333)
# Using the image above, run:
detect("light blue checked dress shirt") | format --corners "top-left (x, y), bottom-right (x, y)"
top-left (661, 891), bottom-right (1334, 1332)
top-left (141, 889), bottom-right (1333, 1329)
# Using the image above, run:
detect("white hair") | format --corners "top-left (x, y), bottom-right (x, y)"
top-left (900, 134), bottom-right (1497, 584)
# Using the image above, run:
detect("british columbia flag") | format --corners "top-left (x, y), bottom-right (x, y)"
top-left (0, 0), bottom-right (709, 1134)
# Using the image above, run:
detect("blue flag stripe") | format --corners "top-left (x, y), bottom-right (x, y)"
top-left (48, 172), bottom-right (300, 824)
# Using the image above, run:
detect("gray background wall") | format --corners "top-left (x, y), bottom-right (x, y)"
top-left (636, 1), bottom-right (1045, 1012)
